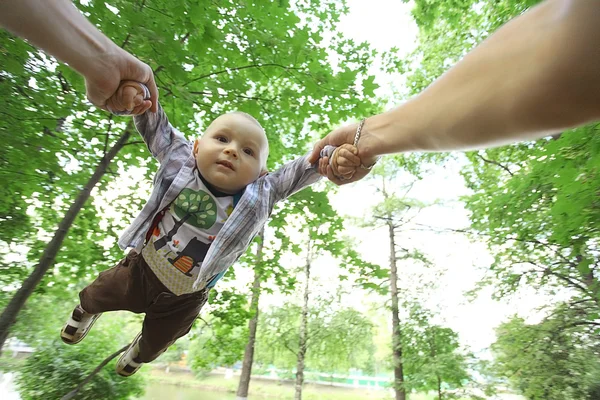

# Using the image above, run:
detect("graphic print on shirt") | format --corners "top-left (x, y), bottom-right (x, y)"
top-left (153, 189), bottom-right (217, 251)
top-left (167, 237), bottom-right (210, 276)
top-left (142, 167), bottom-right (236, 295)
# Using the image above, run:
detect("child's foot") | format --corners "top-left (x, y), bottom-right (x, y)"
top-left (60, 305), bottom-right (101, 344)
top-left (116, 332), bottom-right (144, 377)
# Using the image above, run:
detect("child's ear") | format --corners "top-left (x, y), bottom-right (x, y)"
top-left (260, 168), bottom-right (268, 177)
top-left (193, 138), bottom-right (200, 156)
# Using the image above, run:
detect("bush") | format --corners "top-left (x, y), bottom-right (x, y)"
top-left (15, 316), bottom-right (145, 400)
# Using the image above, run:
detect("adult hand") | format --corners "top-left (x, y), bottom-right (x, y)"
top-left (85, 49), bottom-right (158, 113)
top-left (0, 0), bottom-right (159, 113)
top-left (310, 120), bottom-right (381, 185)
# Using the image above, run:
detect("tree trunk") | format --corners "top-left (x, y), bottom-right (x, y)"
top-left (0, 130), bottom-right (131, 352)
top-left (388, 220), bottom-right (406, 400)
top-left (236, 229), bottom-right (265, 400)
top-left (153, 212), bottom-right (192, 250)
top-left (295, 240), bottom-right (311, 400)
top-left (577, 255), bottom-right (599, 306)
top-left (431, 329), bottom-right (442, 400)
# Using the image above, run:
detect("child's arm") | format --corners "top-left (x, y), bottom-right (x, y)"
top-left (106, 81), bottom-right (186, 162)
top-left (264, 144), bottom-right (361, 204)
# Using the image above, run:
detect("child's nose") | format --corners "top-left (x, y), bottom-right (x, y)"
top-left (224, 148), bottom-right (238, 159)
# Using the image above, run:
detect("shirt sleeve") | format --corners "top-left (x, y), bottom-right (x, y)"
top-left (263, 146), bottom-right (335, 204)
top-left (133, 102), bottom-right (188, 163)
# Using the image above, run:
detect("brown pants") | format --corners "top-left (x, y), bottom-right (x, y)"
top-left (79, 251), bottom-right (208, 362)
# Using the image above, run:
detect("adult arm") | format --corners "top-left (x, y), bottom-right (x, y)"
top-left (310, 0), bottom-right (600, 180)
top-left (0, 0), bottom-right (158, 111)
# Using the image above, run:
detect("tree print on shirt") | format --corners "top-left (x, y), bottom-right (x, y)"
top-left (153, 189), bottom-right (217, 251)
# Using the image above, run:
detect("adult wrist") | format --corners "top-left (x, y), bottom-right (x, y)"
top-left (363, 102), bottom-right (431, 157)
top-left (358, 112), bottom-right (391, 164)
top-left (77, 39), bottom-right (121, 80)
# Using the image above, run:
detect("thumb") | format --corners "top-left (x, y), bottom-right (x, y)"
top-left (309, 123), bottom-right (358, 164)
top-left (309, 137), bottom-right (329, 164)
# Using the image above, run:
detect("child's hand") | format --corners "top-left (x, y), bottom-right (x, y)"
top-left (319, 144), bottom-right (361, 181)
top-left (105, 81), bottom-right (152, 116)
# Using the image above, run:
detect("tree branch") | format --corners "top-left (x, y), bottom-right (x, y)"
top-left (123, 140), bottom-right (145, 147)
top-left (476, 154), bottom-right (514, 176)
top-left (61, 344), bottom-right (129, 400)
top-left (282, 340), bottom-right (298, 356)
top-left (121, 33), bottom-right (131, 49)
top-left (564, 321), bottom-right (600, 329)
top-left (524, 264), bottom-right (590, 295)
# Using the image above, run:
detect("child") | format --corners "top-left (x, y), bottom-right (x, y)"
top-left (61, 81), bottom-right (363, 376)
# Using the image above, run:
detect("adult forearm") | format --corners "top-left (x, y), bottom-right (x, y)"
top-left (0, 0), bottom-right (118, 78)
top-left (365, 0), bottom-right (600, 157)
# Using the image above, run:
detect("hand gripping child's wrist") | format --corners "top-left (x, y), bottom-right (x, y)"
top-left (106, 81), bottom-right (151, 116)
top-left (320, 144), bottom-right (357, 180)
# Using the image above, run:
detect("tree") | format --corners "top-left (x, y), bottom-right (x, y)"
top-left (285, 187), bottom-right (375, 400)
top-left (234, 187), bottom-right (345, 399)
top-left (491, 311), bottom-right (600, 400)
top-left (236, 229), bottom-right (264, 400)
top-left (391, 2), bottom-right (600, 398)
top-left (402, 307), bottom-right (472, 400)
top-left (295, 236), bottom-right (312, 400)
top-left (400, 2), bottom-right (600, 308)
top-left (255, 302), bottom-right (375, 379)
top-left (402, 0), bottom-right (544, 95)
top-left (188, 289), bottom-right (251, 375)
top-left (358, 158), bottom-right (435, 400)
top-left (239, 185), bottom-right (379, 400)
top-left (1, 0), bottom-right (387, 350)
top-left (461, 127), bottom-right (600, 309)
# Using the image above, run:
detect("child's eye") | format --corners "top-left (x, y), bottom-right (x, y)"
top-left (216, 136), bottom-right (228, 143)
top-left (244, 148), bottom-right (254, 156)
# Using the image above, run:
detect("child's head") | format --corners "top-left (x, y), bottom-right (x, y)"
top-left (193, 112), bottom-right (269, 194)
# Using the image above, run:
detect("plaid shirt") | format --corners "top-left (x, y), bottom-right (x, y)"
top-left (118, 104), bottom-right (329, 291)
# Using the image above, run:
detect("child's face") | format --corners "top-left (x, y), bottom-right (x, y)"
top-left (193, 113), bottom-right (268, 194)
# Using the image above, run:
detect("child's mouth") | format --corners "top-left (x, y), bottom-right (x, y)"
top-left (217, 160), bottom-right (234, 171)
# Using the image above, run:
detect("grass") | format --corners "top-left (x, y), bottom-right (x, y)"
top-left (145, 368), bottom-right (471, 400)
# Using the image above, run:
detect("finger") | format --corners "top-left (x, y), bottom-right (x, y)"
top-left (132, 92), bottom-right (145, 108)
top-left (326, 165), bottom-right (347, 186)
top-left (337, 164), bottom-right (356, 177)
top-left (337, 150), bottom-right (361, 166)
top-left (146, 72), bottom-right (159, 113)
top-left (113, 85), bottom-right (127, 111)
top-left (138, 99), bottom-right (152, 114)
top-left (108, 92), bottom-right (126, 112)
top-left (309, 139), bottom-right (327, 164)
top-left (131, 103), bottom-right (145, 115)
top-left (105, 97), bottom-right (117, 114)
top-left (339, 143), bottom-right (359, 155)
top-left (122, 86), bottom-right (139, 110)
top-left (337, 165), bottom-right (357, 178)
top-left (319, 157), bottom-right (329, 176)
top-left (121, 81), bottom-right (144, 105)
